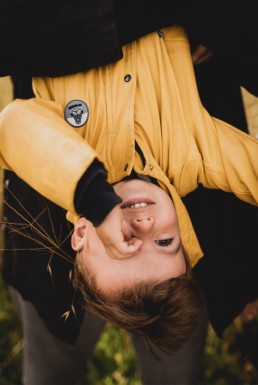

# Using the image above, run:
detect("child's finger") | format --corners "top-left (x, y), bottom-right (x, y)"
top-left (107, 238), bottom-right (143, 259)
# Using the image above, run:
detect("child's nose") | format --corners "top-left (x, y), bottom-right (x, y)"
top-left (130, 217), bottom-right (154, 232)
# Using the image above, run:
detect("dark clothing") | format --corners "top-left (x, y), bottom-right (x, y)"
top-left (0, 0), bottom-right (121, 77)
top-left (0, 0), bottom-right (182, 77)
top-left (0, 0), bottom-right (258, 95)
top-left (10, 287), bottom-right (207, 385)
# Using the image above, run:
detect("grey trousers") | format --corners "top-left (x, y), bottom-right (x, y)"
top-left (10, 287), bottom-right (208, 385)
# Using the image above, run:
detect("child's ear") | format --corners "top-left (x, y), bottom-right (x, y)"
top-left (71, 217), bottom-right (88, 251)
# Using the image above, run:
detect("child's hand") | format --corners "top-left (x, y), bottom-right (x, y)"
top-left (95, 205), bottom-right (143, 259)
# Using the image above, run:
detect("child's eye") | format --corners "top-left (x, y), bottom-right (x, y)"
top-left (155, 239), bottom-right (173, 247)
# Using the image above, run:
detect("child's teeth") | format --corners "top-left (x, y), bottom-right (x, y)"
top-left (130, 202), bottom-right (148, 208)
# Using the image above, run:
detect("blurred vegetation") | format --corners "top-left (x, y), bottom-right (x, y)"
top-left (1, 270), bottom-right (258, 385)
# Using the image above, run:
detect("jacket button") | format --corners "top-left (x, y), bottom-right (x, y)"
top-left (157, 30), bottom-right (164, 39)
top-left (149, 164), bottom-right (154, 171)
top-left (124, 163), bottom-right (129, 171)
top-left (124, 74), bottom-right (131, 82)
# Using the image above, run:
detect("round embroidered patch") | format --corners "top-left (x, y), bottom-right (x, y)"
top-left (64, 100), bottom-right (89, 128)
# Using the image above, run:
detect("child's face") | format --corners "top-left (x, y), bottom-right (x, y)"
top-left (73, 180), bottom-right (186, 296)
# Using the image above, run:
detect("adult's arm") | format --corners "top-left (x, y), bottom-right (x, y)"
top-left (1, 0), bottom-right (258, 95)
top-left (0, 0), bottom-right (122, 77)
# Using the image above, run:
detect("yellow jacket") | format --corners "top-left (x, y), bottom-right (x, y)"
top-left (1, 27), bottom-right (258, 266)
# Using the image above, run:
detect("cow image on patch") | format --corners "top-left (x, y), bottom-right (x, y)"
top-left (64, 100), bottom-right (89, 127)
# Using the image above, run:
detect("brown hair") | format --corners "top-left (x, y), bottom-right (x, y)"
top-left (73, 250), bottom-right (205, 355)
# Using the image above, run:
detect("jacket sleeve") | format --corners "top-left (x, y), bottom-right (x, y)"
top-left (193, 111), bottom-right (258, 206)
top-left (0, 98), bottom-right (104, 215)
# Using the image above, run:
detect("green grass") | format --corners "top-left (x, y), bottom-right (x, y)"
top-left (84, 325), bottom-right (141, 385)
